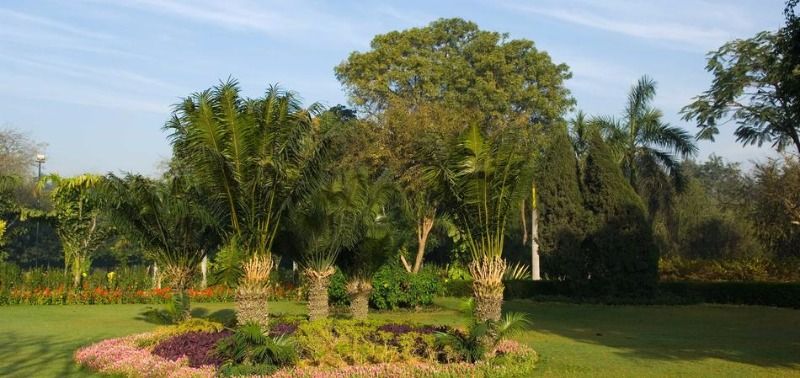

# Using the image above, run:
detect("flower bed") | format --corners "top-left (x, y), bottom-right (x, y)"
top-left (75, 318), bottom-right (537, 378)
top-left (75, 334), bottom-right (217, 378)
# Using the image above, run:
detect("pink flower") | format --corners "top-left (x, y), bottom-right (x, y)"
top-left (75, 335), bottom-right (215, 378)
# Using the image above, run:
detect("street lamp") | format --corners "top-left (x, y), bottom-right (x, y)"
top-left (35, 153), bottom-right (46, 180)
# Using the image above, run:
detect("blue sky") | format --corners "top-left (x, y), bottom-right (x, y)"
top-left (0, 0), bottom-right (787, 176)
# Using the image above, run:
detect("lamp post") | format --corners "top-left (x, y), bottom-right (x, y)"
top-left (35, 154), bottom-right (46, 180)
top-left (33, 153), bottom-right (46, 244)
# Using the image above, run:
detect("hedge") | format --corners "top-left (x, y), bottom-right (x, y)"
top-left (443, 280), bottom-right (800, 309)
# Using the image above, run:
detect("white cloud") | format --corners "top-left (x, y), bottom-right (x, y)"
top-left (0, 8), bottom-right (112, 40)
top-left (102, 0), bottom-right (367, 47)
top-left (0, 73), bottom-right (170, 114)
top-left (496, 0), bottom-right (763, 51)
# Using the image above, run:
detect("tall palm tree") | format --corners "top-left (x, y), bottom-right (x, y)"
top-left (430, 124), bottom-right (534, 322)
top-left (568, 110), bottom-right (592, 161)
top-left (164, 79), bottom-right (333, 323)
top-left (592, 76), bottom-right (697, 212)
top-left (104, 174), bottom-right (217, 320)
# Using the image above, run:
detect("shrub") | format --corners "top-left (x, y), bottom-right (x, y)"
top-left (444, 279), bottom-right (800, 308)
top-left (659, 281), bottom-right (800, 308)
top-left (215, 322), bottom-right (299, 368)
top-left (370, 263), bottom-right (440, 310)
top-left (327, 268), bottom-right (348, 306)
top-left (294, 319), bottom-right (443, 367)
top-left (152, 330), bottom-right (231, 367)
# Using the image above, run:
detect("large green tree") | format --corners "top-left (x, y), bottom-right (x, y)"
top-left (535, 124), bottom-right (587, 280)
top-left (682, 1), bottom-right (800, 153)
top-left (335, 18), bottom-right (573, 273)
top-left (581, 133), bottom-right (658, 294)
top-left (751, 157), bottom-right (800, 259)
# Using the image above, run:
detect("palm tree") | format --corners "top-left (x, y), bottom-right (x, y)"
top-left (568, 110), bottom-right (592, 161)
top-left (591, 76), bottom-right (697, 212)
top-left (430, 124), bottom-right (534, 322)
top-left (338, 170), bottom-right (394, 320)
top-left (104, 174), bottom-right (217, 320)
top-left (164, 79), bottom-right (333, 322)
top-left (291, 169), bottom-right (385, 320)
top-left (165, 78), bottom-right (331, 263)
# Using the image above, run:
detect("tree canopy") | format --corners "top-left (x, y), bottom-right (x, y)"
top-left (335, 18), bottom-right (574, 122)
top-left (682, 1), bottom-right (800, 153)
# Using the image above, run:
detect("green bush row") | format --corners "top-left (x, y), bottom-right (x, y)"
top-left (328, 263), bottom-right (441, 310)
top-left (444, 280), bottom-right (800, 308)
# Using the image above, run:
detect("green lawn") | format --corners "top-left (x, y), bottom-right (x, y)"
top-left (0, 299), bottom-right (798, 377)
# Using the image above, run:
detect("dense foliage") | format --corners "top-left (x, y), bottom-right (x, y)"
top-left (369, 263), bottom-right (440, 310)
top-left (535, 124), bottom-right (587, 280)
top-left (581, 133), bottom-right (658, 295)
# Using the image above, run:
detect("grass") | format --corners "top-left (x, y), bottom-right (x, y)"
top-left (0, 299), bottom-right (798, 377)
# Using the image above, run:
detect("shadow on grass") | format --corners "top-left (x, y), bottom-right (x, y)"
top-left (0, 331), bottom-right (92, 377)
top-left (503, 299), bottom-right (800, 369)
top-left (135, 306), bottom-right (237, 327)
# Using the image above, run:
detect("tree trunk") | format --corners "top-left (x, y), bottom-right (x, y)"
top-left (473, 281), bottom-right (504, 322)
top-left (235, 285), bottom-right (270, 329)
top-left (152, 263), bottom-right (162, 289)
top-left (306, 269), bottom-right (334, 321)
top-left (347, 279), bottom-right (372, 320)
top-left (402, 214), bottom-right (435, 273)
top-left (521, 201), bottom-right (528, 245)
top-left (531, 186), bottom-right (541, 281)
top-left (469, 256), bottom-right (506, 322)
top-left (72, 257), bottom-right (81, 288)
top-left (200, 254), bottom-right (208, 289)
top-left (172, 287), bottom-right (191, 322)
top-left (236, 253), bottom-right (273, 330)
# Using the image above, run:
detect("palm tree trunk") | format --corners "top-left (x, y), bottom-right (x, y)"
top-left (347, 279), bottom-right (372, 320)
top-left (235, 285), bottom-right (269, 329)
top-left (305, 268), bottom-right (334, 321)
top-left (470, 256), bottom-right (506, 322)
top-left (172, 287), bottom-right (191, 322)
top-left (236, 254), bottom-right (273, 329)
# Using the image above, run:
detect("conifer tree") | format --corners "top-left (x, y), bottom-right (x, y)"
top-left (581, 132), bottom-right (658, 294)
top-left (536, 124), bottom-right (588, 280)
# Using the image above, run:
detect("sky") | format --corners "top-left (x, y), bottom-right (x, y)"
top-left (0, 0), bottom-right (788, 176)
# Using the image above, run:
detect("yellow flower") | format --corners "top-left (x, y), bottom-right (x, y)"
top-left (81, 272), bottom-right (88, 277)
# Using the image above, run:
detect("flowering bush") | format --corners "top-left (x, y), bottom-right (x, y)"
top-left (153, 331), bottom-right (232, 367)
top-left (1, 285), bottom-right (235, 305)
top-left (75, 335), bottom-right (216, 378)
